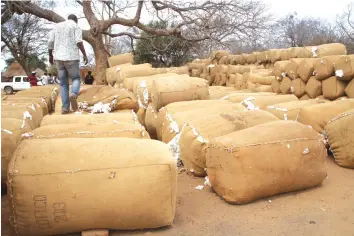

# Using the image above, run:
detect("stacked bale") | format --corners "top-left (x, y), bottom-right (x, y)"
top-left (107, 53), bottom-right (134, 67)
top-left (7, 138), bottom-right (176, 235)
top-left (205, 120), bottom-right (327, 204)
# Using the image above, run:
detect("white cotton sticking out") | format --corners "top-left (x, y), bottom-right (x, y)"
top-left (1, 129), bottom-right (13, 135)
top-left (23, 111), bottom-right (32, 120)
top-left (241, 97), bottom-right (259, 111)
top-left (89, 102), bottom-right (111, 114)
top-left (167, 132), bottom-right (182, 166)
top-left (204, 176), bottom-right (211, 187)
top-left (303, 148), bottom-right (310, 155)
top-left (312, 46), bottom-right (318, 57)
top-left (21, 132), bottom-right (34, 138)
top-left (335, 70), bottom-right (344, 78)
top-left (195, 185), bottom-right (204, 190)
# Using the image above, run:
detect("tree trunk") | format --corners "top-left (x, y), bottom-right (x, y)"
top-left (18, 58), bottom-right (31, 76)
top-left (91, 33), bottom-right (108, 85)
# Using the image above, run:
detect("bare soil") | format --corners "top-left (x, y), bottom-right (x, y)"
top-left (2, 157), bottom-right (353, 236)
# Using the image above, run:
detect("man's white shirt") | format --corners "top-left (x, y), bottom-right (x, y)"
top-left (48, 20), bottom-right (83, 61)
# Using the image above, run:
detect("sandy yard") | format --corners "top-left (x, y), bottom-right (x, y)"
top-left (1, 157), bottom-right (353, 236)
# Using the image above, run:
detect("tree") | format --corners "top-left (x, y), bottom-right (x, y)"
top-left (337, 3), bottom-right (354, 54)
top-left (2, 0), bottom-right (269, 84)
top-left (272, 13), bottom-right (339, 48)
top-left (1, 13), bottom-right (49, 75)
top-left (134, 20), bottom-right (195, 67)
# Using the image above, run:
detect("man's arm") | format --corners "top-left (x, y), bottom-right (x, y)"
top-left (48, 30), bottom-right (55, 65)
top-left (75, 26), bottom-right (88, 65)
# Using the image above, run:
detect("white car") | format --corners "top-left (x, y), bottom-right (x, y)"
top-left (1, 76), bottom-right (31, 94)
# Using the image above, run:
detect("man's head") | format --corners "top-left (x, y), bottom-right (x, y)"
top-left (88, 71), bottom-right (92, 75)
top-left (68, 14), bottom-right (78, 23)
top-left (49, 73), bottom-right (52, 76)
top-left (44, 73), bottom-right (48, 76)
top-left (31, 71), bottom-right (36, 75)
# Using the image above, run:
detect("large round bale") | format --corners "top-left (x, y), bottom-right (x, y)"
top-left (345, 79), bottom-right (354, 98)
top-left (107, 53), bottom-right (133, 67)
top-left (205, 120), bottom-right (327, 204)
top-left (334, 55), bottom-right (354, 80)
top-left (107, 63), bottom-right (155, 86)
top-left (208, 86), bottom-right (235, 99)
top-left (271, 79), bottom-right (281, 93)
top-left (300, 94), bottom-right (311, 100)
top-left (24, 123), bottom-right (150, 139)
top-left (105, 63), bottom-right (132, 85)
top-left (145, 104), bottom-right (158, 139)
top-left (297, 99), bottom-right (354, 133)
top-left (156, 100), bottom-right (236, 140)
top-left (291, 78), bottom-right (306, 98)
top-left (2, 96), bottom-right (49, 115)
top-left (265, 99), bottom-right (327, 120)
top-left (2, 103), bottom-right (43, 128)
top-left (179, 110), bottom-right (279, 176)
top-left (311, 43), bottom-right (347, 58)
top-left (1, 131), bottom-right (18, 184)
top-left (313, 55), bottom-right (343, 80)
top-left (273, 61), bottom-right (289, 79)
top-left (1, 107), bottom-right (39, 129)
top-left (78, 86), bottom-right (138, 112)
top-left (166, 66), bottom-right (189, 74)
top-left (237, 94), bottom-right (299, 110)
top-left (254, 85), bottom-right (273, 93)
top-left (41, 111), bottom-right (138, 126)
top-left (10, 94), bottom-right (52, 112)
top-left (325, 109), bottom-right (354, 168)
top-left (246, 52), bottom-right (257, 64)
top-left (305, 76), bottom-right (322, 98)
top-left (280, 77), bottom-right (292, 94)
top-left (322, 76), bottom-right (347, 100)
top-left (269, 49), bottom-right (282, 63)
top-left (285, 58), bottom-right (303, 79)
top-left (288, 47), bottom-right (312, 58)
top-left (151, 76), bottom-right (209, 111)
top-left (160, 103), bottom-right (244, 143)
top-left (7, 138), bottom-right (177, 236)
top-left (280, 48), bottom-right (290, 61)
top-left (297, 58), bottom-right (317, 83)
top-left (247, 74), bottom-right (276, 85)
top-left (234, 73), bottom-right (247, 90)
top-left (123, 73), bottom-right (177, 91)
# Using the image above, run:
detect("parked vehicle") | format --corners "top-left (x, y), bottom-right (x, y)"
top-left (1, 76), bottom-right (31, 94)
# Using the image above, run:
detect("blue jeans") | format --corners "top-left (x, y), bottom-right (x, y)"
top-left (56, 60), bottom-right (81, 111)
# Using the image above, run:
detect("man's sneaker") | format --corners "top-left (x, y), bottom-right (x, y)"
top-left (69, 93), bottom-right (78, 111)
top-left (61, 110), bottom-right (70, 115)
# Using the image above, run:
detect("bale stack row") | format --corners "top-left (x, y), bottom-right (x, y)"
top-left (1, 85), bottom-right (59, 185)
top-left (272, 54), bottom-right (354, 100)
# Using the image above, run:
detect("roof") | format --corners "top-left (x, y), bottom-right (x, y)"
top-left (1, 61), bottom-right (45, 77)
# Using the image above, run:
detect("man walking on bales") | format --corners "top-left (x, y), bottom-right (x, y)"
top-left (48, 14), bottom-right (88, 114)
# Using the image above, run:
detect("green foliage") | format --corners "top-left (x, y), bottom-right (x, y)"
top-left (134, 21), bottom-right (194, 67)
top-left (28, 55), bottom-right (47, 71)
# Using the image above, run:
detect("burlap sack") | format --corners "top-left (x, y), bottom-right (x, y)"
top-left (219, 74), bottom-right (228, 86)
top-left (123, 73), bottom-right (177, 91)
top-left (239, 54), bottom-right (247, 65)
top-left (325, 109), bottom-right (354, 168)
top-left (269, 49), bottom-right (282, 63)
top-left (208, 86), bottom-right (235, 99)
top-left (105, 63), bottom-right (132, 85)
top-left (2, 108), bottom-right (39, 129)
top-left (238, 94), bottom-right (298, 110)
top-left (322, 76), bottom-right (347, 100)
top-left (2, 103), bottom-right (44, 127)
top-left (300, 94), bottom-right (311, 100)
top-left (314, 55), bottom-right (342, 81)
top-left (289, 47), bottom-right (312, 58)
top-left (234, 73), bottom-right (247, 90)
top-left (246, 52), bottom-right (257, 64)
top-left (107, 53), bottom-right (133, 67)
top-left (1, 131), bottom-right (19, 183)
top-left (151, 76), bottom-right (209, 111)
top-left (252, 69), bottom-right (273, 77)
top-left (41, 111), bottom-right (138, 126)
top-left (7, 138), bottom-right (177, 236)
top-left (107, 63), bottom-right (155, 86)
top-left (334, 55), bottom-right (354, 80)
top-left (335, 96), bottom-right (349, 101)
top-left (247, 74), bottom-right (275, 85)
top-left (221, 92), bottom-right (276, 103)
top-left (211, 50), bottom-right (229, 60)
top-left (156, 100), bottom-right (236, 140)
top-left (166, 66), bottom-right (189, 74)
top-left (179, 110), bottom-right (278, 176)
top-left (191, 69), bottom-right (201, 77)
top-left (273, 61), bottom-right (289, 78)
top-left (280, 77), bottom-right (292, 94)
top-left (297, 58), bottom-right (317, 82)
top-left (271, 79), bottom-right (281, 93)
top-left (265, 99), bottom-right (326, 120)
top-left (25, 123), bottom-right (150, 139)
top-left (297, 99), bottom-right (354, 133)
top-left (280, 49), bottom-right (290, 60)
top-left (305, 76), bottom-right (322, 98)
top-left (78, 86), bottom-right (138, 111)
top-left (247, 82), bottom-right (257, 91)
top-left (291, 78), bottom-right (306, 98)
top-left (160, 103), bottom-right (244, 143)
top-left (285, 58), bottom-right (303, 79)
top-left (227, 65), bottom-right (240, 74)
top-left (205, 120), bottom-right (327, 204)
top-left (9, 94), bottom-right (52, 112)
top-left (311, 43), bottom-right (347, 58)
top-left (145, 104), bottom-right (158, 139)
top-left (226, 74), bottom-right (236, 87)
top-left (345, 79), bottom-right (354, 98)
top-left (254, 85), bottom-right (273, 93)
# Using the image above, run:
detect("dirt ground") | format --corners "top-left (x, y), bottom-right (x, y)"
top-left (2, 157), bottom-right (353, 236)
